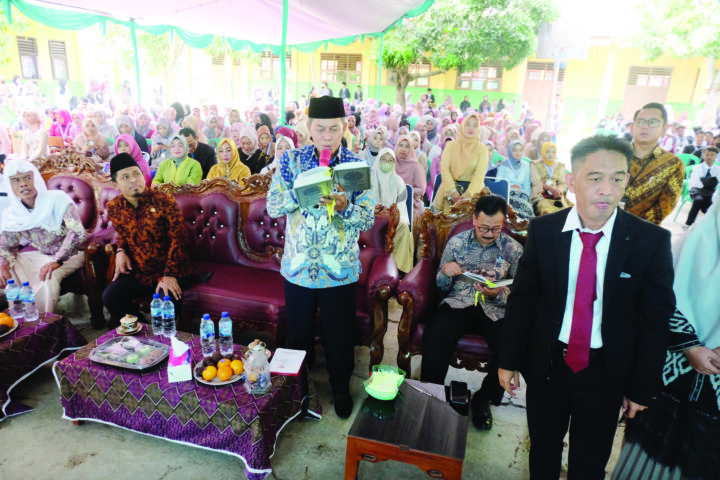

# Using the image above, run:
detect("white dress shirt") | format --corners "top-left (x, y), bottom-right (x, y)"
top-left (688, 162), bottom-right (720, 191)
top-left (559, 207), bottom-right (618, 348)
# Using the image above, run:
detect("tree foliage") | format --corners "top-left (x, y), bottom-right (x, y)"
top-left (0, 6), bottom-right (29, 66)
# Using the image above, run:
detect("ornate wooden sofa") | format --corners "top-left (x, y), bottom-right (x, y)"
top-left (396, 190), bottom-right (528, 376)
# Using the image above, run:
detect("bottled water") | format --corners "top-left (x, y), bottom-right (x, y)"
top-left (200, 313), bottom-right (216, 358)
top-left (161, 296), bottom-right (176, 337)
top-left (218, 312), bottom-right (233, 356)
top-left (150, 294), bottom-right (163, 336)
top-left (6, 279), bottom-right (23, 317)
top-left (21, 282), bottom-right (38, 322)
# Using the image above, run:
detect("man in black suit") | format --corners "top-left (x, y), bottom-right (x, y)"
top-left (179, 127), bottom-right (216, 180)
top-left (498, 135), bottom-right (675, 480)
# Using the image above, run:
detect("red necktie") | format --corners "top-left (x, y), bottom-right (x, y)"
top-left (566, 231), bottom-right (603, 373)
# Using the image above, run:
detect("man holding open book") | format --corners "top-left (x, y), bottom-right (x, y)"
top-left (267, 96), bottom-right (375, 419)
top-left (420, 195), bottom-right (523, 430)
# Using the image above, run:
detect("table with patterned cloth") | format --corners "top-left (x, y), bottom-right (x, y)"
top-left (1, 312), bottom-right (87, 421)
top-left (53, 325), bottom-right (321, 480)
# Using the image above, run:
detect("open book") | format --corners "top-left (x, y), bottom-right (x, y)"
top-left (292, 162), bottom-right (371, 208)
top-left (332, 161), bottom-right (371, 192)
top-left (269, 348), bottom-right (306, 376)
top-left (458, 271), bottom-right (513, 287)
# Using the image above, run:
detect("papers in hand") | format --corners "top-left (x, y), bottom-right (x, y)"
top-left (269, 348), bottom-right (306, 376)
top-left (459, 271), bottom-right (513, 287)
top-left (292, 161), bottom-right (371, 208)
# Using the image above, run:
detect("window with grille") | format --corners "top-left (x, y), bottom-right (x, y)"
top-left (456, 63), bottom-right (503, 90)
top-left (48, 40), bottom-right (69, 80)
top-left (320, 53), bottom-right (361, 83)
top-left (386, 60), bottom-right (431, 87)
top-left (526, 61), bottom-right (565, 82)
top-left (17, 36), bottom-right (39, 79)
top-left (259, 51), bottom-right (291, 80)
top-left (212, 55), bottom-right (225, 66)
top-left (627, 66), bottom-right (672, 88)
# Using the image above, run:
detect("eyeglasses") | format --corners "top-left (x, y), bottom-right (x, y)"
top-left (475, 225), bottom-right (503, 234)
top-left (634, 118), bottom-right (662, 128)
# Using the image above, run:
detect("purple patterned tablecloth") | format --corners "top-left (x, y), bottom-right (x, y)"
top-left (53, 325), bottom-right (321, 480)
top-left (1, 312), bottom-right (87, 421)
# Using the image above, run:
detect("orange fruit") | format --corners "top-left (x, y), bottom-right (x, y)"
top-left (217, 366), bottom-right (233, 382)
top-left (230, 359), bottom-right (244, 375)
top-left (217, 358), bottom-right (231, 369)
top-left (202, 365), bottom-right (217, 381)
top-left (0, 316), bottom-right (13, 327)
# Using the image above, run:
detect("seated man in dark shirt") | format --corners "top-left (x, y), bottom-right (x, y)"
top-left (179, 127), bottom-right (216, 179)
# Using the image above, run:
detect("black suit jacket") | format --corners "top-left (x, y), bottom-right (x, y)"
top-left (498, 208), bottom-right (675, 406)
top-left (191, 142), bottom-right (217, 180)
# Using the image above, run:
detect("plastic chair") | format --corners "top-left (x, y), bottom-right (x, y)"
top-left (431, 174), bottom-right (442, 204)
top-left (208, 138), bottom-right (221, 151)
top-left (484, 176), bottom-right (510, 200)
top-left (405, 184), bottom-right (413, 222)
top-left (677, 153), bottom-right (700, 167)
top-left (492, 151), bottom-right (504, 165)
top-left (106, 136), bottom-right (115, 146)
top-left (672, 164), bottom-right (696, 221)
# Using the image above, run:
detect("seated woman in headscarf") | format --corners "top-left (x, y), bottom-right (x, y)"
top-left (203, 115), bottom-right (221, 141)
top-left (68, 110), bottom-right (84, 139)
top-left (228, 122), bottom-right (243, 147)
top-left (427, 124), bottom-right (458, 202)
top-left (93, 109), bottom-right (119, 139)
top-left (116, 115), bottom-right (149, 154)
top-left (0, 160), bottom-right (88, 313)
top-left (409, 130), bottom-right (429, 175)
top-left (150, 118), bottom-right (173, 162)
top-left (261, 135), bottom-right (294, 175)
top-left (19, 111), bottom-right (50, 162)
top-left (222, 109), bottom-right (242, 137)
top-left (371, 148), bottom-right (414, 273)
top-left (73, 117), bottom-right (111, 161)
top-left (152, 134), bottom-right (202, 186)
top-left (432, 113), bottom-right (489, 212)
top-left (423, 115), bottom-right (440, 147)
top-left (256, 125), bottom-right (275, 166)
top-left (358, 126), bottom-right (388, 167)
top-left (135, 111), bottom-right (154, 139)
top-left (294, 121), bottom-right (313, 147)
top-left (114, 134), bottom-right (151, 187)
top-left (530, 141), bottom-right (572, 216)
top-left (524, 129), bottom-right (552, 161)
top-left (49, 109), bottom-right (74, 146)
top-left (496, 139), bottom-right (534, 220)
top-left (394, 134), bottom-right (426, 219)
top-left (207, 138), bottom-right (251, 183)
top-left (237, 126), bottom-right (265, 175)
top-left (181, 115), bottom-right (208, 144)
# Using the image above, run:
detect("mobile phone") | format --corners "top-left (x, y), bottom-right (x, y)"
top-left (450, 380), bottom-right (468, 404)
top-left (88, 140), bottom-right (95, 147)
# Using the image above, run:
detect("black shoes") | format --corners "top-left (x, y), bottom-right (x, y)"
top-left (334, 392), bottom-right (354, 419)
top-left (471, 394), bottom-right (493, 430)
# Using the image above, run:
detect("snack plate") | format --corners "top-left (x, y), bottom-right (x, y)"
top-left (90, 336), bottom-right (170, 370)
top-left (194, 363), bottom-right (245, 386)
top-left (0, 318), bottom-right (19, 339)
top-left (116, 324), bottom-right (142, 336)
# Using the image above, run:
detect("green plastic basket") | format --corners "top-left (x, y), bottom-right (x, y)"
top-left (363, 365), bottom-right (406, 401)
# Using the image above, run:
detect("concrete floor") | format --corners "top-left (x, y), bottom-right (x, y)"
top-left (0, 203), bottom-right (692, 480)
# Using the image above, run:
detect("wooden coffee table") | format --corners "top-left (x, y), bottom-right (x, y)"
top-left (345, 379), bottom-right (468, 479)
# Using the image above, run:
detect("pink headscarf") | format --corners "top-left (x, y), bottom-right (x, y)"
top-left (114, 134), bottom-right (151, 186)
top-left (394, 134), bottom-right (426, 191)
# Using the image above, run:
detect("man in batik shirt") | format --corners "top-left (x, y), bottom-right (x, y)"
top-left (624, 102), bottom-right (684, 224)
top-left (102, 153), bottom-right (194, 326)
top-left (420, 194), bottom-right (523, 431)
top-left (268, 96), bottom-right (375, 419)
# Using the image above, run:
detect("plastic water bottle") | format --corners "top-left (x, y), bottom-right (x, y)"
top-left (150, 294), bottom-right (163, 336)
top-left (200, 313), bottom-right (216, 358)
top-left (6, 279), bottom-right (23, 317)
top-left (218, 312), bottom-right (233, 356)
top-left (161, 295), bottom-right (176, 337)
top-left (21, 282), bottom-right (38, 322)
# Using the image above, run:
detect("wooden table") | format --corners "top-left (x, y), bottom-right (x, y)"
top-left (345, 379), bottom-right (468, 479)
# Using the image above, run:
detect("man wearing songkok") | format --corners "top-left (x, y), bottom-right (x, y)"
top-left (624, 102), bottom-right (684, 224)
top-left (0, 160), bottom-right (88, 313)
top-left (268, 96), bottom-right (375, 419)
top-left (102, 153), bottom-right (194, 327)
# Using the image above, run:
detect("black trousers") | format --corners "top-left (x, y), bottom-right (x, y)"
top-left (526, 347), bottom-right (622, 480)
top-left (102, 273), bottom-right (192, 320)
top-left (685, 197), bottom-right (713, 225)
top-left (420, 303), bottom-right (505, 405)
top-left (284, 280), bottom-right (356, 395)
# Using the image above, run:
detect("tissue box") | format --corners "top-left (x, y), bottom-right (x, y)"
top-left (167, 336), bottom-right (192, 383)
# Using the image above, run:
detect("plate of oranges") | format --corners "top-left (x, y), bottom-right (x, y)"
top-left (0, 313), bottom-right (18, 338)
top-left (194, 351), bottom-right (245, 386)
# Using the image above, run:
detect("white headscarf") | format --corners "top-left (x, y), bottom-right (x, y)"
top-left (672, 201), bottom-right (720, 348)
top-left (1, 160), bottom-right (73, 232)
top-left (371, 148), bottom-right (409, 225)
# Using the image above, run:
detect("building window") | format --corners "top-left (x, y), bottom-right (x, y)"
top-left (386, 60), bottom-right (431, 87)
top-left (258, 51), bottom-right (291, 80)
top-left (526, 61), bottom-right (566, 82)
top-left (320, 53), bottom-right (361, 83)
top-left (627, 66), bottom-right (672, 88)
top-left (456, 63), bottom-right (503, 90)
top-left (211, 54), bottom-right (225, 66)
top-left (17, 36), bottom-right (39, 79)
top-left (48, 40), bottom-right (68, 80)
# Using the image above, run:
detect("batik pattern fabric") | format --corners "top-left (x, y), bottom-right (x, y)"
top-left (107, 189), bottom-right (194, 287)
top-left (436, 229), bottom-right (523, 321)
top-left (267, 145), bottom-right (375, 288)
top-left (0, 205), bottom-right (87, 266)
top-left (625, 146), bottom-right (685, 225)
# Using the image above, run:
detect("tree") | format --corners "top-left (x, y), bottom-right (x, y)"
top-left (0, 6), bottom-right (29, 66)
top-left (634, 0), bottom-right (720, 127)
top-left (372, 0), bottom-right (558, 108)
